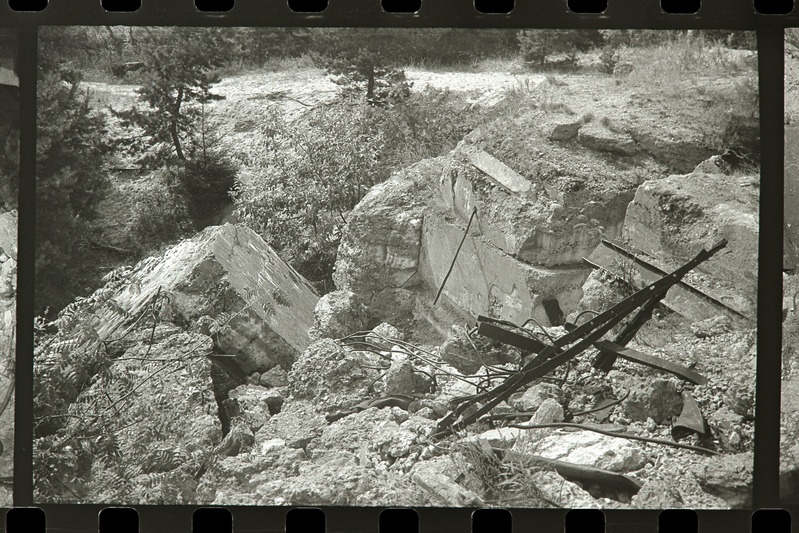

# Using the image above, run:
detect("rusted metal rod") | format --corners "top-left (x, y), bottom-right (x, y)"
top-left (434, 207), bottom-right (478, 306)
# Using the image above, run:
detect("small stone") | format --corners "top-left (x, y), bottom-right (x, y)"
top-left (260, 438), bottom-right (286, 454)
top-left (531, 398), bottom-right (564, 424)
top-left (644, 417), bottom-right (657, 433)
top-left (514, 383), bottom-right (563, 411)
top-left (384, 359), bottom-right (415, 396)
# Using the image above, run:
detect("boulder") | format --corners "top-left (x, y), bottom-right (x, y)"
top-left (309, 290), bottom-right (368, 340)
top-left (692, 452), bottom-right (753, 508)
top-left (623, 378), bottom-right (683, 424)
top-left (516, 430), bottom-right (647, 473)
top-left (89, 224), bottom-right (318, 374)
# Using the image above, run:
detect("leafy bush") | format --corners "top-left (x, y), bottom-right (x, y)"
top-left (233, 88), bottom-right (488, 291)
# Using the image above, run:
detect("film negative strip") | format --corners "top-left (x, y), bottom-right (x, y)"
top-left (0, 0), bottom-right (798, 531)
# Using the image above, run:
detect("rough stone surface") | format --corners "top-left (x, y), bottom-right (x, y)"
top-left (578, 121), bottom-right (638, 156)
top-left (439, 325), bottom-right (484, 374)
top-left (518, 430), bottom-right (647, 473)
top-left (531, 398), bottom-right (565, 424)
top-left (258, 365), bottom-right (288, 388)
top-left (384, 359), bottom-right (415, 395)
top-left (288, 339), bottom-right (379, 410)
top-left (691, 315), bottom-right (732, 339)
top-left (692, 452), bottom-right (753, 508)
top-left (461, 427), bottom-right (524, 447)
top-left (0, 209), bottom-right (14, 507)
top-left (420, 212), bottom-right (589, 327)
top-left (411, 460), bottom-right (485, 506)
top-left (365, 322), bottom-right (404, 350)
top-left (514, 383), bottom-right (564, 412)
top-left (216, 423), bottom-right (256, 457)
top-left (254, 400), bottom-right (327, 450)
top-left (309, 290), bottom-right (369, 340)
top-left (531, 470), bottom-right (600, 508)
top-left (631, 479), bottom-right (685, 508)
top-left (90, 224), bottom-right (318, 374)
top-left (707, 407), bottom-right (745, 450)
top-left (622, 170), bottom-right (758, 317)
top-left (623, 378), bottom-right (683, 424)
top-left (538, 115), bottom-right (583, 141)
top-left (223, 384), bottom-right (284, 432)
top-left (334, 159), bottom-right (437, 297)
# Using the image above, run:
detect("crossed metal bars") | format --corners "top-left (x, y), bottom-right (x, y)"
top-left (433, 239), bottom-right (728, 439)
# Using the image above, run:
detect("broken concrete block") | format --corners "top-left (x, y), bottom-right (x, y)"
top-left (532, 470), bottom-right (600, 508)
top-left (223, 384), bottom-right (280, 432)
top-left (622, 171), bottom-right (758, 316)
top-left (309, 290), bottom-right (368, 340)
top-left (255, 400), bottom-right (327, 450)
top-left (461, 427), bottom-right (524, 447)
top-left (91, 224), bottom-right (318, 374)
top-left (420, 213), bottom-right (587, 327)
top-left (365, 322), bottom-right (404, 350)
top-left (439, 325), bottom-right (483, 374)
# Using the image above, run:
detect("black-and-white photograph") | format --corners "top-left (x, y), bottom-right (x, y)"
top-left (0, 28), bottom-right (18, 508)
top-left (782, 28), bottom-right (799, 505)
top-left (33, 27), bottom-right (759, 509)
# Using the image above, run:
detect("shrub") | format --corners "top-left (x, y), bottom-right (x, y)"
top-left (233, 88), bottom-right (488, 291)
top-left (517, 30), bottom-right (602, 69)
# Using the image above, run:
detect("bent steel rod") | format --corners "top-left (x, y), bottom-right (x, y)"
top-left (433, 239), bottom-right (728, 439)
